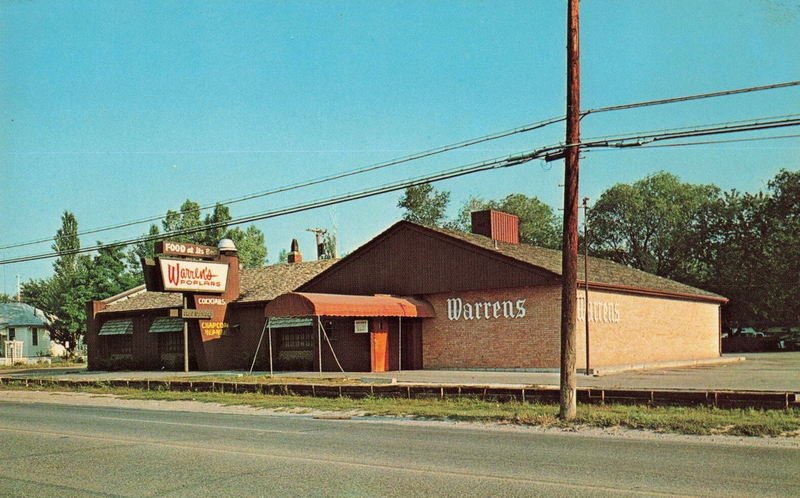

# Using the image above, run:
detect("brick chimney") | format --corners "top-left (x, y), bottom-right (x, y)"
top-left (471, 209), bottom-right (519, 244)
top-left (287, 238), bottom-right (303, 263)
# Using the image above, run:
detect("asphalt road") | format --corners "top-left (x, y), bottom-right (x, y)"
top-left (0, 396), bottom-right (798, 497)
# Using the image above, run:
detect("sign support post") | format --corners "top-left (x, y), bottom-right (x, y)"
top-left (183, 294), bottom-right (189, 373)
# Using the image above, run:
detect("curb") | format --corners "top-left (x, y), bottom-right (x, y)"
top-left (589, 356), bottom-right (747, 376)
top-left (1, 376), bottom-right (796, 410)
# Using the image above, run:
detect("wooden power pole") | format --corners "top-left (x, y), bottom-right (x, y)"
top-left (560, 0), bottom-right (581, 420)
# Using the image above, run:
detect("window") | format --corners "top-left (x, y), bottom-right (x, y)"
top-left (158, 332), bottom-right (183, 354)
top-left (103, 335), bottom-right (132, 356)
top-left (323, 320), bottom-right (336, 341)
top-left (281, 328), bottom-right (314, 351)
top-left (31, 328), bottom-right (38, 346)
top-left (8, 328), bottom-right (15, 341)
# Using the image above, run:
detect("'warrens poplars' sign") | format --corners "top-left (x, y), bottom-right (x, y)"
top-left (159, 258), bottom-right (229, 293)
top-left (447, 297), bottom-right (527, 320)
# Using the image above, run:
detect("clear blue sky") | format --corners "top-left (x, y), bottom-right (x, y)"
top-left (2, 0), bottom-right (799, 295)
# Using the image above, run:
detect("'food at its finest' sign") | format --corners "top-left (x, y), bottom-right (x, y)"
top-left (159, 258), bottom-right (229, 293)
top-left (157, 241), bottom-right (220, 259)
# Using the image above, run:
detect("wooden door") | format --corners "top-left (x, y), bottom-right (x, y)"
top-left (370, 318), bottom-right (389, 372)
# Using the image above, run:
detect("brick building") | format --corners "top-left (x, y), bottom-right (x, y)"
top-left (87, 210), bottom-right (726, 372)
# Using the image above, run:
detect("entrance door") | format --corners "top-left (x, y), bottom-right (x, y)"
top-left (370, 318), bottom-right (389, 372)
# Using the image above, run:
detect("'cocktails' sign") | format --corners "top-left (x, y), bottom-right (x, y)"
top-left (159, 258), bottom-right (229, 293)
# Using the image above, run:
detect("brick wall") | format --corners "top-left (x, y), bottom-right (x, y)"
top-left (423, 286), bottom-right (562, 369)
top-left (422, 286), bottom-right (721, 369)
top-left (577, 289), bottom-right (720, 368)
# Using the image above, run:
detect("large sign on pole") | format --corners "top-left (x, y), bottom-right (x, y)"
top-left (159, 258), bottom-right (229, 293)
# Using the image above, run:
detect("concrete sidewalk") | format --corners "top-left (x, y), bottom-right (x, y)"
top-left (3, 352), bottom-right (799, 393)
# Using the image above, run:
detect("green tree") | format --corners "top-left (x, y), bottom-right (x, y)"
top-left (448, 194), bottom-right (561, 248)
top-left (0, 293), bottom-right (14, 303)
top-left (52, 211), bottom-right (80, 274)
top-left (707, 169), bottom-right (800, 330)
top-left (162, 200), bottom-right (203, 242)
top-left (87, 244), bottom-right (141, 297)
top-left (398, 184), bottom-right (450, 227)
top-left (763, 169), bottom-right (800, 327)
top-left (226, 225), bottom-right (268, 268)
top-left (22, 211), bottom-right (91, 356)
top-left (588, 172), bottom-right (721, 279)
top-left (127, 200), bottom-right (269, 271)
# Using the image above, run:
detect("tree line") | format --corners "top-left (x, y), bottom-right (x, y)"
top-left (15, 168), bottom-right (798, 355)
top-left (398, 169), bottom-right (800, 332)
top-left (21, 200), bottom-right (269, 356)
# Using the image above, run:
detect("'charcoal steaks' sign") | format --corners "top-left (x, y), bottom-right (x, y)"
top-left (159, 258), bottom-right (229, 293)
top-left (447, 297), bottom-right (527, 321)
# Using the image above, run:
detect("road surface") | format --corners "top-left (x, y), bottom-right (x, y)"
top-left (0, 392), bottom-right (797, 496)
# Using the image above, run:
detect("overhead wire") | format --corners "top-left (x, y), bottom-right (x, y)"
top-left (3, 79), bottom-right (798, 251)
top-left (3, 113), bottom-right (800, 265)
top-left (585, 133), bottom-right (800, 151)
top-left (0, 152), bottom-right (542, 264)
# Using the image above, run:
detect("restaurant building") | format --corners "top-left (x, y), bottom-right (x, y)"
top-left (87, 210), bottom-right (726, 372)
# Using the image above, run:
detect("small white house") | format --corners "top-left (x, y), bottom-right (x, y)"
top-left (0, 302), bottom-right (57, 365)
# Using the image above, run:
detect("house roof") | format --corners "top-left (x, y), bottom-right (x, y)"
top-left (422, 223), bottom-right (725, 301)
top-left (100, 259), bottom-right (339, 314)
top-left (299, 221), bottom-right (725, 302)
top-left (0, 302), bottom-right (51, 327)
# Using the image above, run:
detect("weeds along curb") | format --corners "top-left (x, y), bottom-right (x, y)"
top-left (0, 377), bottom-right (796, 410)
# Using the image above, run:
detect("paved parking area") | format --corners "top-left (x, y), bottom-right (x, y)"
top-left (3, 352), bottom-right (799, 392)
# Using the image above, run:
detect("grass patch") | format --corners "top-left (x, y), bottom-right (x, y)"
top-left (2, 380), bottom-right (798, 438)
top-left (0, 361), bottom-right (85, 371)
top-left (163, 374), bottom-right (365, 385)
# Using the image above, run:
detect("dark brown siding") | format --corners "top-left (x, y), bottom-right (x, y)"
top-left (320, 318), bottom-right (371, 372)
top-left (300, 223), bottom-right (558, 296)
top-left (231, 303), bottom-right (268, 370)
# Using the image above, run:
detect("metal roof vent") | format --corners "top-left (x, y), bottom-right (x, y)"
top-left (217, 238), bottom-right (237, 252)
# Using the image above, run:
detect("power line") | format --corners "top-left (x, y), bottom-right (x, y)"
top-left (0, 152), bottom-right (541, 265)
top-left (0, 115), bottom-right (564, 251)
top-left (581, 112), bottom-right (800, 142)
top-left (4, 80), bottom-right (798, 251)
top-left (595, 132), bottom-right (800, 150)
top-left (4, 113), bottom-right (800, 266)
top-left (584, 80), bottom-right (800, 116)
top-left (578, 116), bottom-right (800, 150)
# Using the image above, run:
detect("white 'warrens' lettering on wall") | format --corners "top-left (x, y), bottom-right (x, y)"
top-left (447, 298), bottom-right (526, 321)
top-left (577, 296), bottom-right (621, 323)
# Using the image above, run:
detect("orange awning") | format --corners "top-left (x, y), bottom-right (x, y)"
top-left (264, 292), bottom-right (435, 318)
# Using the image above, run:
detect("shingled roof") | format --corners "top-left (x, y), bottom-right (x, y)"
top-left (422, 223), bottom-right (725, 301)
top-left (100, 259), bottom-right (339, 314)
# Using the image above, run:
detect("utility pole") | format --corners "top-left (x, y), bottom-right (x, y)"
top-left (583, 197), bottom-right (590, 375)
top-left (560, 0), bottom-right (580, 420)
top-left (306, 228), bottom-right (328, 259)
